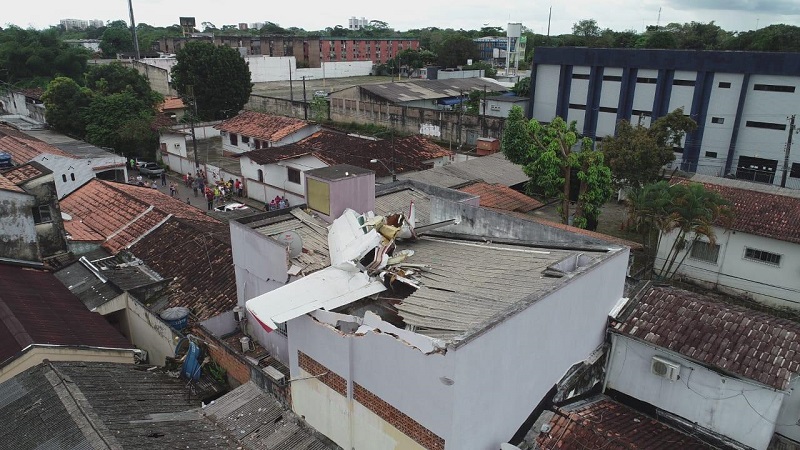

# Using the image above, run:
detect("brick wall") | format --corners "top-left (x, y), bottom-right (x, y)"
top-left (194, 326), bottom-right (251, 386)
top-left (297, 351), bottom-right (347, 396)
top-left (353, 382), bottom-right (445, 450)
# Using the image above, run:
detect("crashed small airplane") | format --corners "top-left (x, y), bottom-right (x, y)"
top-left (247, 202), bottom-right (451, 333)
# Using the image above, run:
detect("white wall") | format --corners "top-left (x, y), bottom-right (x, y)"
top-left (532, 64), bottom-right (560, 121)
top-left (240, 154), bottom-right (327, 205)
top-left (607, 334), bottom-right (785, 450)
top-left (222, 125), bottom-right (319, 155)
top-left (632, 69), bottom-right (658, 116)
top-left (656, 228), bottom-right (800, 309)
top-left (161, 132), bottom-right (188, 158)
top-left (699, 73), bottom-right (744, 175)
top-left (33, 154), bottom-right (95, 199)
top-left (775, 378), bottom-right (800, 443)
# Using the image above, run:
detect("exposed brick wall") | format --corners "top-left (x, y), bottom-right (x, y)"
top-left (297, 351), bottom-right (347, 396)
top-left (353, 382), bottom-right (445, 450)
top-left (193, 326), bottom-right (250, 386)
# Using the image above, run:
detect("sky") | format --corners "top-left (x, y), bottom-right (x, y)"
top-left (2, 0), bottom-right (798, 35)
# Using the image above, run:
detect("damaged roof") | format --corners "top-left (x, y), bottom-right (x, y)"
top-left (1, 161), bottom-right (50, 185)
top-left (612, 285), bottom-right (800, 390)
top-left (0, 361), bottom-right (334, 449)
top-left (357, 77), bottom-right (507, 103)
top-left (54, 258), bottom-right (125, 310)
top-left (535, 396), bottom-right (712, 449)
top-left (399, 152), bottom-right (528, 188)
top-left (0, 173), bottom-right (24, 193)
top-left (216, 110), bottom-right (311, 142)
top-left (243, 129), bottom-right (452, 178)
top-left (127, 217), bottom-right (237, 321)
top-left (253, 209), bottom-right (331, 275)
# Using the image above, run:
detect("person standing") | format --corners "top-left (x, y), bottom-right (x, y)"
top-left (205, 188), bottom-right (214, 211)
top-left (191, 178), bottom-right (199, 197)
top-left (169, 183), bottom-right (177, 198)
top-left (160, 171), bottom-right (167, 186)
top-left (234, 179), bottom-right (241, 197)
top-left (151, 180), bottom-right (158, 189)
top-left (129, 158), bottom-right (136, 170)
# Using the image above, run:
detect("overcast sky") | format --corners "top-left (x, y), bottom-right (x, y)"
top-left (2, 0), bottom-right (798, 35)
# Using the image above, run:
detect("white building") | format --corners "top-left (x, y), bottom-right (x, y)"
top-left (607, 285), bottom-right (800, 450)
top-left (348, 16), bottom-right (369, 30)
top-left (231, 174), bottom-right (631, 450)
top-left (529, 48), bottom-right (800, 189)
top-left (215, 110), bottom-right (319, 156)
top-left (655, 175), bottom-right (800, 309)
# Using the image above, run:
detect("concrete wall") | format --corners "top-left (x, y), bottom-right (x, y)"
top-left (775, 378), bottom-right (800, 444)
top-left (239, 154), bottom-right (327, 205)
top-left (656, 228), bottom-right (800, 309)
top-left (123, 60), bottom-right (177, 97)
top-left (32, 154), bottom-right (95, 199)
top-left (607, 334), bottom-right (784, 450)
top-left (160, 132), bottom-right (188, 158)
top-left (95, 293), bottom-right (179, 366)
top-left (21, 172), bottom-right (69, 260)
top-left (0, 189), bottom-right (39, 262)
top-left (0, 346), bottom-right (135, 384)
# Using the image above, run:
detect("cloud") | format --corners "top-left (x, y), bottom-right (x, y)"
top-left (664, 0), bottom-right (800, 14)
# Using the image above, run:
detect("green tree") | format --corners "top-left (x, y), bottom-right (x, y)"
top-left (170, 42), bottom-right (253, 120)
top-left (99, 23), bottom-right (134, 57)
top-left (41, 76), bottom-right (92, 137)
top-left (434, 34), bottom-right (479, 68)
top-left (601, 108), bottom-right (697, 189)
top-left (83, 91), bottom-right (157, 157)
top-left (572, 19), bottom-right (601, 37)
top-left (511, 77), bottom-right (530, 97)
top-left (500, 106), bottom-right (532, 165)
top-left (85, 62), bottom-right (161, 105)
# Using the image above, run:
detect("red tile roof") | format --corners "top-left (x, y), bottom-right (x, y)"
top-left (2, 162), bottom-right (46, 185)
top-left (0, 126), bottom-right (75, 162)
top-left (60, 179), bottom-right (217, 253)
top-left (613, 285), bottom-right (800, 390)
top-left (0, 265), bottom-right (133, 364)
top-left (159, 97), bottom-right (185, 111)
top-left (216, 111), bottom-right (310, 143)
top-left (672, 178), bottom-right (800, 244)
top-left (244, 129), bottom-right (453, 178)
top-left (536, 397), bottom-right (710, 449)
top-left (459, 182), bottom-right (543, 212)
top-left (128, 218), bottom-right (236, 321)
top-left (0, 173), bottom-right (24, 193)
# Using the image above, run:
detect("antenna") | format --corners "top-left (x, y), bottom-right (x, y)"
top-left (275, 230), bottom-right (304, 258)
top-left (657, 7), bottom-right (662, 29)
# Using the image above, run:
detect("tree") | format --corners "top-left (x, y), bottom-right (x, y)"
top-left (170, 42), bottom-right (253, 120)
top-left (511, 77), bottom-right (530, 97)
top-left (85, 63), bottom-right (161, 105)
top-left (99, 24), bottom-right (134, 57)
top-left (572, 19), bottom-right (601, 37)
top-left (83, 91), bottom-right (157, 157)
top-left (434, 34), bottom-right (479, 68)
top-left (601, 108), bottom-right (697, 189)
top-left (502, 106), bottom-right (613, 228)
top-left (42, 77), bottom-right (92, 137)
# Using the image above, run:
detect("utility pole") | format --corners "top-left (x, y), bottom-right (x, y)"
top-left (187, 85), bottom-right (199, 169)
top-left (128, 0), bottom-right (140, 60)
top-left (481, 86), bottom-right (487, 137)
top-left (301, 76), bottom-right (308, 120)
top-left (289, 61), bottom-right (293, 101)
top-left (781, 114), bottom-right (796, 188)
top-left (390, 114), bottom-right (397, 181)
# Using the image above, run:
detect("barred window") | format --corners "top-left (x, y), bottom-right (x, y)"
top-left (744, 247), bottom-right (781, 266)
top-left (690, 241), bottom-right (720, 263)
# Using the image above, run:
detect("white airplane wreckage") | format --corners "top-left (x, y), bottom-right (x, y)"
top-left (246, 203), bottom-right (459, 334)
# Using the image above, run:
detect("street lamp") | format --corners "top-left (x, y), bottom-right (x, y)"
top-left (370, 158), bottom-right (396, 182)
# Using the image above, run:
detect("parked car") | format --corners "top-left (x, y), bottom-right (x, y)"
top-left (134, 158), bottom-right (147, 169)
top-left (214, 202), bottom-right (250, 212)
top-left (138, 162), bottom-right (164, 177)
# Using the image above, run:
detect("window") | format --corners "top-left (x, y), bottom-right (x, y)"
top-left (568, 103), bottom-right (586, 110)
top-left (637, 77), bottom-right (657, 84)
top-left (287, 167), bottom-right (301, 184)
top-left (690, 241), bottom-right (720, 263)
top-left (718, 82), bottom-right (731, 88)
top-left (257, 169), bottom-right (264, 183)
top-left (744, 247), bottom-right (781, 266)
top-left (705, 151), bottom-right (718, 158)
top-left (631, 109), bottom-right (652, 117)
top-left (62, 174), bottom-right (67, 182)
top-left (599, 106), bottom-right (618, 113)
top-left (241, 136), bottom-right (250, 144)
top-left (754, 84), bottom-right (796, 93)
top-left (673, 146), bottom-right (684, 154)
top-left (746, 120), bottom-right (786, 131)
top-left (230, 133), bottom-right (238, 145)
top-left (571, 73), bottom-right (590, 80)
top-left (603, 75), bottom-right (622, 81)
top-left (711, 117), bottom-right (725, 124)
top-left (70, 173), bottom-right (75, 181)
top-left (673, 79), bottom-right (696, 86)
top-left (32, 205), bottom-right (52, 224)
top-left (254, 139), bottom-right (261, 150)
top-left (791, 163), bottom-right (800, 179)
top-left (736, 155), bottom-right (778, 184)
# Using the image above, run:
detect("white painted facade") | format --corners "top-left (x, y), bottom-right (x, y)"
top-left (31, 154), bottom-right (96, 199)
top-left (159, 131), bottom-right (189, 158)
top-left (220, 124), bottom-right (319, 155)
top-left (606, 334), bottom-right (800, 450)
top-left (239, 154), bottom-right (327, 205)
top-left (288, 247), bottom-right (629, 450)
top-left (655, 227), bottom-right (800, 309)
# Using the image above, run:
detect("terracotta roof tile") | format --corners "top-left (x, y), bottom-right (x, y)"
top-left (536, 397), bottom-right (711, 449)
top-left (2, 162), bottom-right (46, 184)
top-left (0, 173), bottom-right (24, 193)
top-left (614, 286), bottom-right (800, 390)
top-left (128, 218), bottom-right (236, 321)
top-left (244, 129), bottom-right (452, 178)
top-left (0, 126), bottom-right (76, 162)
top-left (216, 111), bottom-right (310, 143)
top-left (159, 97), bottom-right (185, 111)
top-left (459, 182), bottom-right (543, 212)
top-left (60, 179), bottom-right (217, 253)
top-left (0, 265), bottom-right (133, 364)
top-left (672, 178), bottom-right (800, 244)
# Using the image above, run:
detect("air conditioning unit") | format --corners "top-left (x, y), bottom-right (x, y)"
top-left (651, 356), bottom-right (681, 382)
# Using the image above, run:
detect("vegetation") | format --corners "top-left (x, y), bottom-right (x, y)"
top-left (626, 181), bottom-right (732, 279)
top-left (170, 42), bottom-right (252, 121)
top-left (502, 106), bottom-right (613, 229)
top-left (0, 27), bottom-right (89, 86)
top-left (601, 108), bottom-right (697, 189)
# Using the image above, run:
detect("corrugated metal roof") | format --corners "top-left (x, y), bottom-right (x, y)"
top-left (395, 237), bottom-right (582, 341)
top-left (374, 188), bottom-right (432, 227)
top-left (255, 209), bottom-right (331, 275)
top-left (359, 78), bottom-right (507, 103)
top-left (399, 153), bottom-right (528, 188)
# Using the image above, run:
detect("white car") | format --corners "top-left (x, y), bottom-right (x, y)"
top-left (214, 202), bottom-right (249, 212)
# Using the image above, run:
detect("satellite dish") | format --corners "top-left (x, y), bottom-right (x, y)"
top-left (275, 230), bottom-right (303, 258)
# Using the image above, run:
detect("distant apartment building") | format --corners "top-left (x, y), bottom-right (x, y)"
top-left (155, 35), bottom-right (419, 66)
top-left (348, 16), bottom-right (369, 30)
top-left (59, 19), bottom-right (103, 30)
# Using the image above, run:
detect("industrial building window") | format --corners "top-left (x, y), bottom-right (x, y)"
top-left (598, 106), bottom-right (618, 113)
top-left (673, 79), bottom-right (696, 86)
top-left (746, 121), bottom-right (786, 131)
top-left (637, 77), bottom-right (657, 84)
top-left (753, 84), bottom-right (796, 93)
top-left (736, 156), bottom-right (777, 184)
top-left (568, 103), bottom-right (586, 110)
top-left (631, 109), bottom-right (652, 117)
top-left (673, 146), bottom-right (684, 154)
top-left (744, 247), bottom-right (781, 266)
top-left (603, 75), bottom-right (622, 81)
top-left (287, 167), bottom-right (301, 184)
top-left (690, 241), bottom-right (720, 263)
top-left (705, 151), bottom-right (718, 158)
top-left (571, 73), bottom-right (590, 80)
top-left (711, 117), bottom-right (725, 124)
top-left (718, 82), bottom-right (731, 88)
top-left (230, 133), bottom-right (238, 145)
top-left (791, 163), bottom-right (800, 178)
top-left (32, 205), bottom-right (52, 224)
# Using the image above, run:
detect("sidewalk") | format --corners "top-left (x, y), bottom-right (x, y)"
top-left (157, 170), bottom-right (266, 212)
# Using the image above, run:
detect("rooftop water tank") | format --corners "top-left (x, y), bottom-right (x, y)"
top-left (0, 152), bottom-right (12, 169)
top-left (160, 307), bottom-right (191, 330)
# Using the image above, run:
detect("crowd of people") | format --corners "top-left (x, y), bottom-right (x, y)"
top-left (266, 195), bottom-right (290, 211)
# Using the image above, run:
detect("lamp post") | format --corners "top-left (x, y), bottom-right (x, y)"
top-left (370, 158), bottom-right (396, 182)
